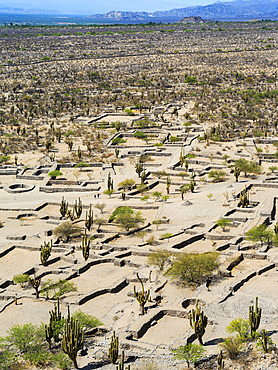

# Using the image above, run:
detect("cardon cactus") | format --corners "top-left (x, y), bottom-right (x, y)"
top-left (85, 204), bottom-right (93, 231)
top-left (134, 273), bottom-right (150, 316)
top-left (189, 300), bottom-right (208, 345)
top-left (116, 350), bottom-right (130, 370)
top-left (40, 240), bottom-right (52, 266)
top-left (74, 197), bottom-right (82, 219)
top-left (45, 323), bottom-right (53, 349)
top-left (49, 298), bottom-right (62, 342)
top-left (249, 297), bottom-right (261, 337)
top-left (108, 330), bottom-right (119, 364)
top-left (217, 350), bottom-right (224, 369)
top-left (234, 167), bottom-right (240, 182)
top-left (29, 273), bottom-right (41, 298)
top-left (81, 229), bottom-right (90, 261)
top-left (62, 318), bottom-right (84, 369)
top-left (60, 196), bottom-right (68, 218)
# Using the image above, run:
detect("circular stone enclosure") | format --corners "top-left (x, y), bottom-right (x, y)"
top-left (5, 183), bottom-right (35, 193)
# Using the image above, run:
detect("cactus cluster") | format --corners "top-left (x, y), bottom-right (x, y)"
top-left (81, 229), bottom-right (90, 261)
top-left (134, 273), bottom-right (150, 316)
top-left (85, 204), bottom-right (93, 231)
top-left (249, 296), bottom-right (261, 337)
top-left (62, 317), bottom-right (84, 369)
top-left (49, 298), bottom-right (62, 342)
top-left (40, 240), bottom-right (52, 266)
top-left (108, 330), bottom-right (119, 364)
top-left (189, 300), bottom-right (208, 345)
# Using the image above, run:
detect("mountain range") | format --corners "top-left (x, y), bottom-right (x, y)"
top-left (88, 0), bottom-right (278, 21)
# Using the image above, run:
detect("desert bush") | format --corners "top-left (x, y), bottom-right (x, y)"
top-left (172, 343), bottom-right (206, 367)
top-left (147, 249), bottom-right (172, 270)
top-left (220, 336), bottom-right (242, 359)
top-left (166, 252), bottom-right (219, 286)
top-left (48, 170), bottom-right (63, 178)
top-left (226, 318), bottom-right (250, 341)
top-left (53, 221), bottom-right (81, 242)
top-left (208, 170), bottom-right (226, 182)
top-left (72, 309), bottom-right (102, 329)
top-left (41, 278), bottom-right (77, 299)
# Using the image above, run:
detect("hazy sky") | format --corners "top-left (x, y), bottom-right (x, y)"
top-left (2, 0), bottom-right (217, 14)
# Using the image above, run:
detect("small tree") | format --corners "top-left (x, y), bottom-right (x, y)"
top-left (94, 202), bottom-right (106, 214)
top-left (116, 211), bottom-right (144, 231)
top-left (95, 217), bottom-right (106, 232)
top-left (152, 191), bottom-right (162, 201)
top-left (172, 343), bottom-right (206, 368)
top-left (118, 179), bottom-right (136, 191)
top-left (147, 249), bottom-right (172, 270)
top-left (216, 218), bottom-right (231, 231)
top-left (246, 223), bottom-right (274, 247)
top-left (166, 252), bottom-right (219, 286)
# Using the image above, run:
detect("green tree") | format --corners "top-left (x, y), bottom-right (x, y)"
top-left (116, 210), bottom-right (144, 231)
top-left (172, 343), bottom-right (206, 368)
top-left (216, 218), bottom-right (231, 231)
top-left (118, 179), bottom-right (136, 190)
top-left (166, 252), bottom-right (219, 286)
top-left (246, 223), bottom-right (274, 247)
top-left (48, 170), bottom-right (63, 179)
top-left (148, 249), bottom-right (172, 270)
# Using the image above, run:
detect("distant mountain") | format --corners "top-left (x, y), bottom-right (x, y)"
top-left (88, 0), bottom-right (278, 21)
top-left (0, 6), bottom-right (61, 15)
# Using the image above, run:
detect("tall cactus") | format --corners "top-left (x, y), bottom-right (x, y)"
top-left (249, 297), bottom-right (261, 337)
top-left (116, 350), bottom-right (130, 370)
top-left (40, 240), bottom-right (52, 266)
top-left (108, 330), bottom-right (119, 364)
top-left (50, 298), bottom-right (62, 342)
top-left (62, 318), bottom-right (84, 369)
top-left (189, 300), bottom-right (208, 345)
top-left (85, 204), bottom-right (93, 231)
top-left (134, 273), bottom-right (150, 316)
top-left (74, 197), bottom-right (82, 219)
top-left (81, 229), bottom-right (90, 261)
top-left (217, 350), bottom-right (224, 370)
top-left (274, 221), bottom-right (278, 235)
top-left (166, 175), bottom-right (171, 194)
top-left (60, 196), bottom-right (68, 218)
top-left (234, 167), bottom-right (240, 182)
top-left (45, 323), bottom-right (53, 349)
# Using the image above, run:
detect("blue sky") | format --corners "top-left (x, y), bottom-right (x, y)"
top-left (2, 0), bottom-right (217, 14)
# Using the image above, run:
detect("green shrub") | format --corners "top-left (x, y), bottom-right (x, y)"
top-left (220, 336), bottom-right (242, 359)
top-left (41, 278), bottom-right (77, 299)
top-left (72, 309), bottom-right (102, 329)
top-left (13, 274), bottom-right (29, 287)
top-left (185, 76), bottom-right (197, 83)
top-left (226, 318), bottom-right (250, 341)
top-left (172, 343), bottom-right (206, 367)
top-left (109, 206), bottom-right (133, 222)
top-left (48, 170), bottom-right (63, 178)
top-left (0, 155), bottom-right (10, 163)
top-left (133, 131), bottom-right (146, 139)
top-left (166, 252), bottom-right (219, 286)
top-left (74, 162), bottom-right (89, 168)
top-left (112, 137), bottom-right (126, 145)
top-left (169, 136), bottom-right (179, 142)
top-left (208, 170), bottom-right (226, 182)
